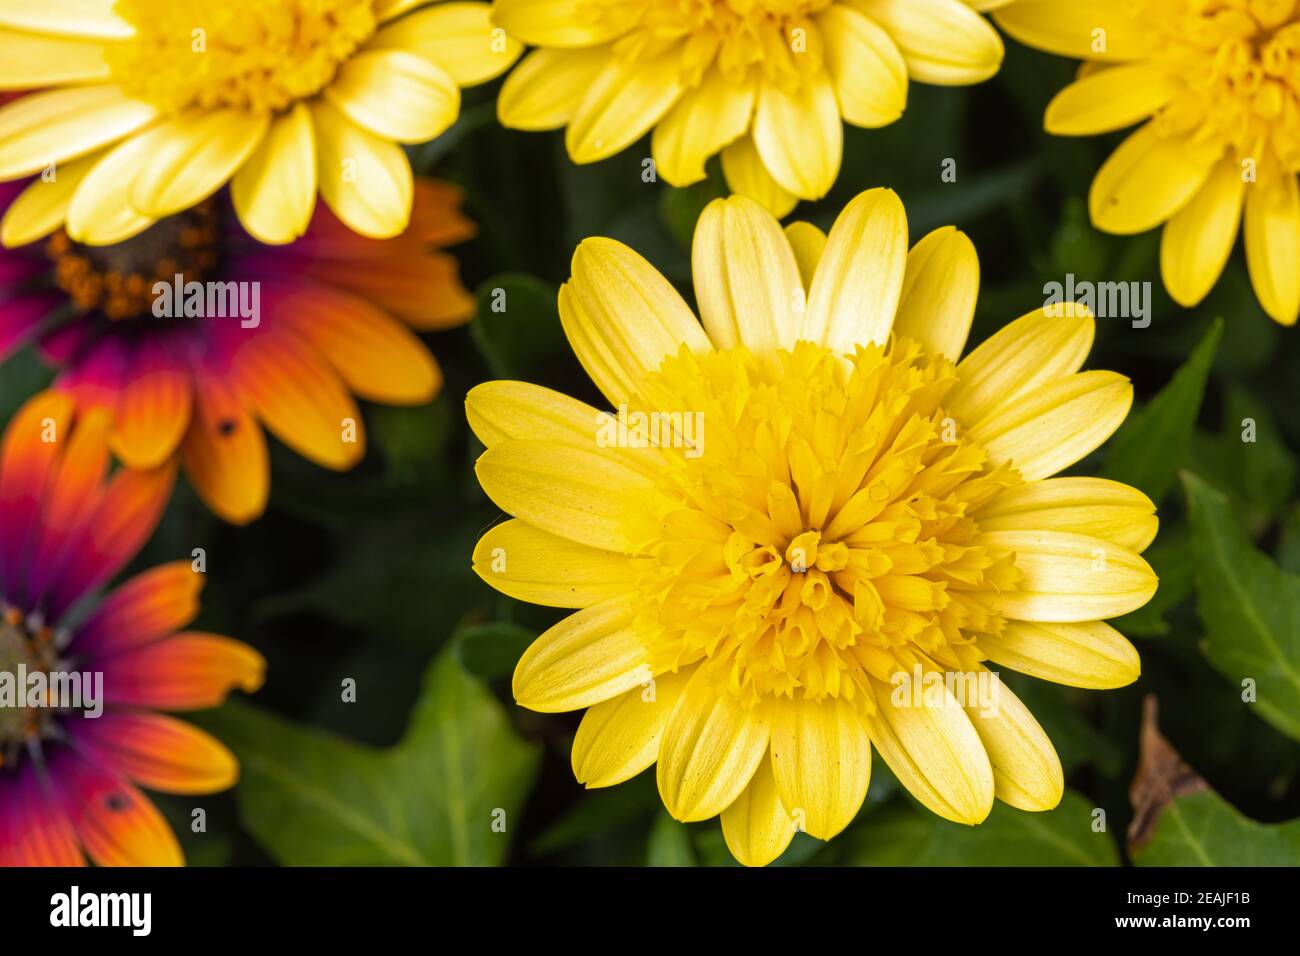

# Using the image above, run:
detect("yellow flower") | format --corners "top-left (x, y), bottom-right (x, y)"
top-left (0, 0), bottom-right (522, 245)
top-left (996, 0), bottom-right (1300, 325)
top-left (468, 188), bottom-right (1157, 866)
top-left (491, 0), bottom-right (1006, 215)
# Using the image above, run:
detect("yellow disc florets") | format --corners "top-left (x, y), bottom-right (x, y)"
top-left (1144, 0), bottom-right (1300, 172)
top-left (108, 0), bottom-right (379, 114)
top-left (588, 0), bottom-right (835, 87)
top-left (631, 340), bottom-right (1024, 710)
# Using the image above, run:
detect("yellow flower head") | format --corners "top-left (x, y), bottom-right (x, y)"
top-left (492, 0), bottom-right (1006, 214)
top-left (996, 0), bottom-right (1300, 325)
top-left (0, 0), bottom-right (522, 246)
top-left (469, 188), bottom-right (1158, 866)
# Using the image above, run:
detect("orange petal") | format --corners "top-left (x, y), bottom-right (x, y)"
top-left (300, 252), bottom-right (475, 330)
top-left (100, 631), bottom-right (267, 711)
top-left (277, 285), bottom-right (442, 403)
top-left (52, 752), bottom-right (182, 867)
top-left (233, 328), bottom-right (365, 470)
top-left (181, 371), bottom-right (269, 525)
top-left (110, 341), bottom-right (193, 470)
top-left (75, 560), bottom-right (204, 656)
top-left (75, 712), bottom-right (239, 796)
top-left (410, 178), bottom-right (476, 246)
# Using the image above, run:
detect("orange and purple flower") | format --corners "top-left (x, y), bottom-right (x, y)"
top-left (0, 176), bottom-right (477, 523)
top-left (0, 392), bottom-right (264, 866)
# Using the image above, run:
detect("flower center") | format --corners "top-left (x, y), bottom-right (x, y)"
top-left (588, 0), bottom-right (835, 86)
top-left (632, 341), bottom-right (1023, 709)
top-left (45, 201), bottom-right (222, 321)
top-left (0, 607), bottom-right (57, 770)
top-left (108, 0), bottom-right (380, 115)
top-left (1143, 0), bottom-right (1300, 171)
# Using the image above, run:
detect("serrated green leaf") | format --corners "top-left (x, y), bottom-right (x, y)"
top-left (1184, 472), bottom-right (1300, 741)
top-left (1102, 319), bottom-right (1221, 503)
top-left (200, 648), bottom-right (539, 865)
top-left (1133, 790), bottom-right (1300, 866)
top-left (842, 790), bottom-right (1118, 866)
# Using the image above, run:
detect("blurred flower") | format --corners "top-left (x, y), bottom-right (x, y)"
top-left (468, 188), bottom-right (1156, 865)
top-left (996, 0), bottom-right (1300, 324)
top-left (0, 0), bottom-right (520, 244)
top-left (492, 0), bottom-right (1005, 215)
top-left (0, 392), bottom-right (264, 866)
top-left (0, 177), bottom-right (477, 524)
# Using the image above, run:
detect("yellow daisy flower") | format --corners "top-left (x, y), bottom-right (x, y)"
top-left (995, 0), bottom-right (1300, 325)
top-left (468, 187), bottom-right (1158, 866)
top-left (0, 0), bottom-right (522, 245)
top-left (492, 0), bottom-right (1006, 215)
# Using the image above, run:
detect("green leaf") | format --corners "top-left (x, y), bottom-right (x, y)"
top-left (1133, 790), bottom-right (1300, 866)
top-left (1101, 318), bottom-right (1221, 503)
top-left (646, 813), bottom-right (697, 866)
top-left (469, 273), bottom-right (566, 380)
top-left (842, 790), bottom-right (1118, 866)
top-left (1184, 471), bottom-right (1300, 741)
top-left (200, 648), bottom-right (539, 865)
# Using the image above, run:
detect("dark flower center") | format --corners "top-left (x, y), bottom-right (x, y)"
top-left (44, 201), bottom-right (223, 321)
top-left (0, 607), bottom-right (57, 770)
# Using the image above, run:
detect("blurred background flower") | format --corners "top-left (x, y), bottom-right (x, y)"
top-left (0, 0), bottom-right (521, 243)
top-left (0, 177), bottom-right (476, 523)
top-left (493, 0), bottom-right (1005, 215)
top-left (0, 392), bottom-right (263, 866)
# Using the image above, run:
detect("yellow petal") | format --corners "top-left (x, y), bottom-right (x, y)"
top-left (1160, 157), bottom-right (1245, 309)
top-left (567, 50), bottom-right (683, 163)
top-left (490, 0), bottom-right (627, 46)
top-left (784, 221), bottom-right (826, 287)
top-left (0, 155), bottom-right (94, 247)
top-left (651, 68), bottom-right (753, 186)
top-left (691, 194), bottom-right (803, 352)
top-left (818, 5), bottom-right (907, 127)
top-left (1244, 173), bottom-right (1300, 326)
top-left (892, 225), bottom-right (979, 360)
top-left (513, 597), bottom-right (652, 713)
top-left (856, 0), bottom-right (1003, 85)
top-left (0, 26), bottom-right (109, 88)
top-left (657, 667), bottom-right (772, 822)
top-left (961, 669), bottom-right (1063, 812)
top-left (65, 137), bottom-right (156, 245)
top-left (720, 134), bottom-right (798, 218)
top-left (0, 86), bottom-right (156, 180)
top-left (129, 110), bottom-right (269, 219)
top-left (230, 102), bottom-right (316, 246)
top-left (948, 308), bottom-right (1094, 424)
top-left (1089, 122), bottom-right (1221, 235)
top-left (981, 529), bottom-right (1158, 622)
top-left (864, 673), bottom-right (993, 824)
top-left (967, 370), bottom-right (1132, 480)
top-left (572, 668), bottom-right (691, 787)
top-left (752, 72), bottom-right (841, 199)
top-left (497, 47), bottom-right (609, 130)
top-left (325, 49), bottom-right (459, 144)
top-left (473, 518), bottom-right (633, 608)
top-left (973, 477), bottom-right (1158, 553)
top-left (721, 753), bottom-right (797, 867)
top-left (474, 438), bottom-right (657, 553)
top-left (993, 0), bottom-right (1150, 61)
top-left (1045, 63), bottom-right (1180, 136)
top-left (561, 236), bottom-right (710, 406)
top-left (465, 380), bottom-right (661, 478)
top-left (313, 100), bottom-right (413, 239)
top-left (769, 696), bottom-right (870, 840)
top-left (0, 0), bottom-right (131, 39)
top-left (802, 187), bottom-right (908, 354)
top-left (368, 2), bottom-right (522, 86)
top-left (978, 620), bottom-right (1141, 689)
